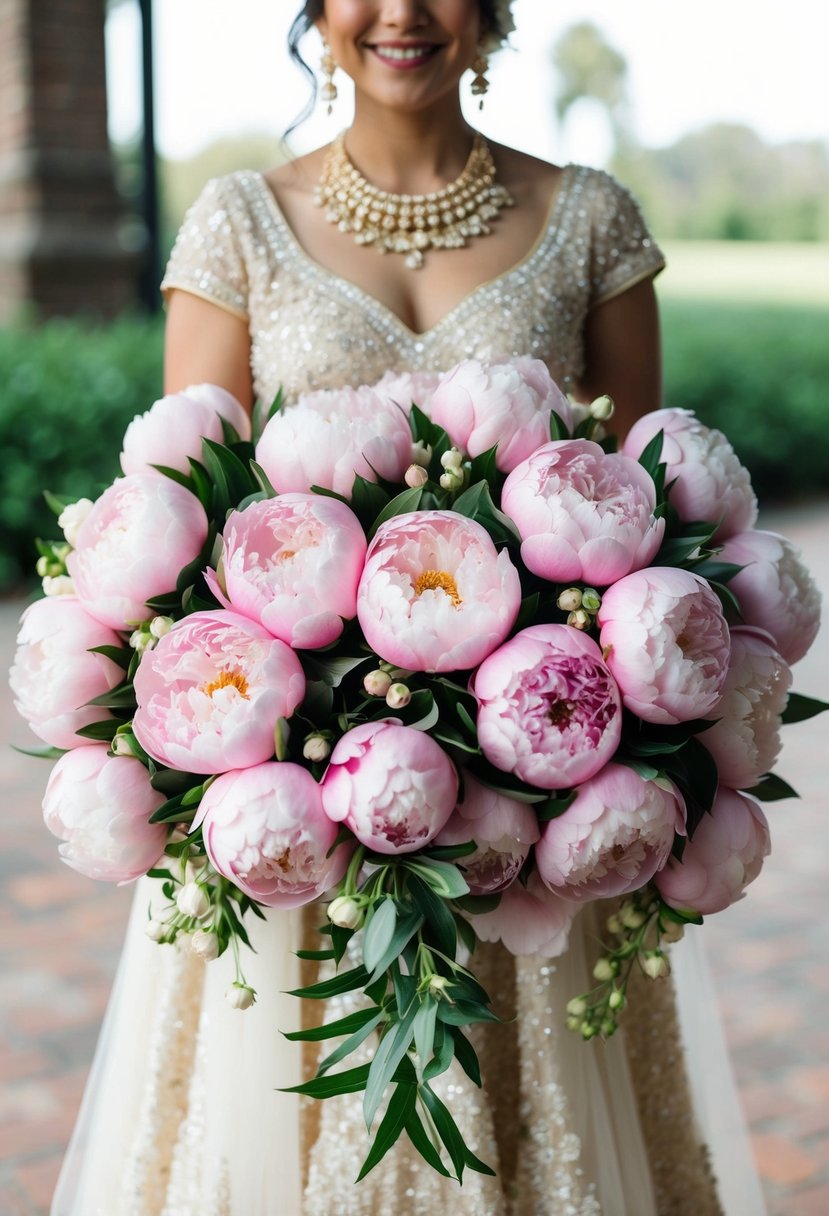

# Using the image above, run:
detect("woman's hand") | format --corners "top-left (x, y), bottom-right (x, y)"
top-left (164, 290), bottom-right (254, 413)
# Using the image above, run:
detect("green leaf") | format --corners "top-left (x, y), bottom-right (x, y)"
top-left (43, 489), bottom-right (73, 516)
top-left (363, 1002), bottom-right (419, 1129)
top-left (750, 772), bottom-right (799, 801)
top-left (437, 1000), bottom-right (501, 1027)
top-left (453, 892), bottom-right (501, 915)
top-left (408, 876), bottom-right (458, 958)
top-left (249, 460), bottom-right (278, 498)
top-left (367, 486), bottom-right (424, 540)
top-left (201, 437), bottom-right (256, 505)
top-left (350, 474), bottom-right (390, 524)
top-left (84, 683), bottom-right (137, 710)
top-left (287, 964), bottom-right (369, 1001)
top-left (356, 1081), bottom-right (415, 1181)
top-left (148, 794), bottom-right (186, 824)
top-left (303, 653), bottom-right (371, 688)
top-left (781, 692), bottom-right (829, 725)
top-left (283, 1006), bottom-right (382, 1044)
top-left (317, 1009), bottom-right (385, 1076)
top-left (404, 859), bottom-right (469, 901)
top-left (690, 560), bottom-right (743, 584)
top-left (423, 1021), bottom-right (455, 1081)
top-left (451, 480), bottom-right (520, 545)
top-left (450, 1027), bottom-right (482, 1087)
top-left (87, 644), bottom-right (132, 670)
top-left (636, 429), bottom-right (664, 481)
top-left (549, 409), bottom-right (570, 441)
top-left (280, 1062), bottom-right (371, 1099)
top-left (367, 908), bottom-right (424, 984)
top-left (404, 1106), bottom-right (451, 1177)
top-left (413, 997), bottom-right (439, 1080)
top-left (534, 791), bottom-right (578, 821)
top-left (398, 690), bottom-right (440, 732)
top-left (514, 591), bottom-right (541, 633)
top-left (424, 841), bottom-right (477, 862)
top-left (419, 1085), bottom-right (469, 1181)
top-left (468, 444), bottom-right (498, 488)
top-left (293, 948), bottom-right (337, 962)
top-left (11, 742), bottom-right (66, 761)
top-left (74, 719), bottom-right (119, 742)
top-left (363, 898), bottom-right (398, 975)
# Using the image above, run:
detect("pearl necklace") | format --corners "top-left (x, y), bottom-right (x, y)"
top-left (313, 132), bottom-right (514, 270)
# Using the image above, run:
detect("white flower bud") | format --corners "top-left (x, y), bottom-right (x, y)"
top-left (149, 615), bottom-right (174, 640)
top-left (439, 469), bottom-right (463, 492)
top-left (661, 919), bottom-right (685, 944)
top-left (567, 608), bottom-right (592, 631)
top-left (566, 997), bottom-right (588, 1017)
top-left (184, 860), bottom-right (204, 886)
top-left (606, 913), bottom-right (623, 936)
top-left (404, 463), bottom-right (429, 489)
top-left (36, 555), bottom-right (51, 577)
top-left (557, 587), bottom-right (583, 612)
top-left (327, 895), bottom-right (364, 930)
top-left (593, 957), bottom-right (616, 982)
top-left (440, 447), bottom-right (464, 471)
top-left (385, 682), bottom-right (412, 709)
top-left (145, 918), bottom-right (168, 942)
top-left (176, 882), bottom-right (211, 920)
top-left (363, 669), bottom-right (393, 697)
top-left (581, 588), bottom-right (602, 613)
top-left (225, 984), bottom-right (256, 1010)
top-left (57, 498), bottom-right (94, 547)
top-left (303, 733), bottom-right (331, 763)
top-left (589, 395), bottom-right (615, 422)
top-left (608, 989), bottom-right (626, 1011)
top-left (642, 952), bottom-right (670, 980)
top-left (620, 903), bottom-right (647, 930)
top-left (581, 1021), bottom-right (598, 1040)
top-left (129, 628), bottom-right (152, 653)
top-left (410, 440), bottom-right (432, 468)
top-left (428, 975), bottom-right (451, 999)
top-left (111, 733), bottom-right (135, 757)
top-left (190, 929), bottom-right (220, 961)
top-left (42, 574), bottom-right (75, 597)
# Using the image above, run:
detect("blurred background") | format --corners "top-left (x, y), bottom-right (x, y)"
top-left (1, 1), bottom-right (827, 1213)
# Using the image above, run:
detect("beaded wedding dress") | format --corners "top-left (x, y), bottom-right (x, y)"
top-left (51, 165), bottom-right (766, 1216)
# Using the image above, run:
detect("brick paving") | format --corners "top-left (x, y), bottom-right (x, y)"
top-left (0, 503), bottom-right (827, 1216)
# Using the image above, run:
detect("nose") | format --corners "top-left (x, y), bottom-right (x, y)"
top-left (378, 0), bottom-right (430, 30)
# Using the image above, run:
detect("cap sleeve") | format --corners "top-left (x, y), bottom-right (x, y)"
top-left (587, 171), bottom-right (665, 308)
top-left (161, 176), bottom-right (249, 321)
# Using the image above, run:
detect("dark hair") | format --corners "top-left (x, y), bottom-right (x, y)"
top-left (285, 1), bottom-right (503, 135)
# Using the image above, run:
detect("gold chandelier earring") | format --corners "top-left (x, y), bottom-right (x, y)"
top-left (470, 50), bottom-right (490, 109)
top-left (320, 40), bottom-right (338, 115)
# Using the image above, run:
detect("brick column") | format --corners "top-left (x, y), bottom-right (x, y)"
top-left (0, 0), bottom-right (139, 320)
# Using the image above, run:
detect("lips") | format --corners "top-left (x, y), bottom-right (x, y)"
top-left (367, 42), bottom-right (442, 69)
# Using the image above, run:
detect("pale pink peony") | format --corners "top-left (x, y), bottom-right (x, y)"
top-left (211, 494), bottom-right (367, 649)
top-left (255, 386), bottom-right (412, 498)
top-left (374, 369), bottom-right (441, 415)
top-left (10, 597), bottom-right (124, 749)
top-left (500, 438), bottom-right (665, 586)
top-left (120, 384), bottom-right (251, 477)
top-left (321, 721), bottom-right (458, 854)
top-left (598, 567), bottom-right (731, 724)
top-left (435, 772), bottom-right (540, 894)
top-left (655, 786), bottom-right (770, 915)
top-left (357, 511), bottom-right (521, 673)
top-left (718, 529), bottom-right (821, 665)
top-left (472, 624), bottom-right (622, 790)
top-left (535, 763), bottom-right (686, 902)
top-left (67, 475), bottom-right (209, 629)
top-left (193, 762), bottom-right (351, 908)
top-left (622, 408), bottom-right (757, 540)
top-left (428, 357), bottom-right (574, 473)
top-left (473, 871), bottom-right (575, 957)
top-left (42, 745), bottom-right (166, 882)
top-left (132, 610), bottom-right (305, 774)
top-left (701, 626), bottom-right (792, 790)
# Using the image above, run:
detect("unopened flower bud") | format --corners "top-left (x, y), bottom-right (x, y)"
top-left (567, 608), bottom-right (591, 631)
top-left (593, 957), bottom-right (617, 982)
top-left (363, 669), bottom-right (393, 697)
top-left (566, 997), bottom-right (588, 1017)
top-left (581, 587), bottom-right (601, 613)
top-left (600, 1018), bottom-right (618, 1037)
top-left (606, 913), bottom-right (623, 935)
top-left (176, 882), bottom-right (211, 920)
top-left (225, 983), bottom-right (256, 1010)
top-left (386, 682), bottom-right (412, 709)
top-left (111, 732), bottom-right (135, 757)
top-left (428, 975), bottom-right (451, 999)
top-left (145, 918), bottom-right (168, 942)
top-left (303, 733), bottom-right (331, 763)
top-left (566, 1014), bottom-right (582, 1031)
top-left (642, 952), bottom-right (670, 980)
top-left (620, 903), bottom-right (647, 930)
top-left (439, 469), bottom-right (463, 492)
top-left (36, 555), bottom-right (51, 577)
top-left (404, 463), bottom-right (429, 489)
top-left (184, 860), bottom-right (204, 886)
top-left (589, 395), bottom-right (615, 422)
top-left (661, 919), bottom-right (685, 944)
top-left (57, 498), bottom-right (94, 547)
top-left (581, 1021), bottom-right (598, 1040)
top-left (608, 989), bottom-right (626, 1011)
top-left (440, 447), bottom-right (463, 471)
top-left (149, 615), bottom-right (174, 640)
top-left (327, 895), bottom-right (364, 930)
top-left (557, 587), bottom-right (583, 613)
top-left (410, 440), bottom-right (432, 468)
top-left (43, 575), bottom-right (75, 597)
top-left (129, 627), bottom-right (152, 653)
top-left (190, 929), bottom-right (220, 961)
top-left (274, 716), bottom-right (290, 761)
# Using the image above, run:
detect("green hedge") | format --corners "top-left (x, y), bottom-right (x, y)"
top-left (1, 303), bottom-right (826, 588)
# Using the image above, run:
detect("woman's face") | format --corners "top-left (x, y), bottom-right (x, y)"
top-left (317, 0), bottom-right (483, 113)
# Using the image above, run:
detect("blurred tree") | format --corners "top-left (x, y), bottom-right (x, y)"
top-left (551, 22), bottom-right (630, 149)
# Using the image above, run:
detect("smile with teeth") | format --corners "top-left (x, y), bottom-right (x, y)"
top-left (370, 44), bottom-right (440, 63)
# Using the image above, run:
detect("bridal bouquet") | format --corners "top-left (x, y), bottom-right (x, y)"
top-left (11, 361), bottom-right (824, 1183)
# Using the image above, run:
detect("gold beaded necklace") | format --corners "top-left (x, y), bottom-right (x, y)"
top-left (313, 131), bottom-right (514, 270)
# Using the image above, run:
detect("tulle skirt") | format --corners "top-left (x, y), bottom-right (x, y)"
top-left (51, 878), bottom-right (765, 1216)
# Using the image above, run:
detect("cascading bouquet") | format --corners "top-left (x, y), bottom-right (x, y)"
top-left (11, 361), bottom-right (825, 1183)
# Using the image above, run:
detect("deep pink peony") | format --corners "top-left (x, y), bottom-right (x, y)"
top-left (374, 369), bottom-right (441, 415)
top-left (120, 383), bottom-right (251, 476)
top-left (701, 626), bottom-right (792, 790)
top-left (428, 356), bottom-right (574, 473)
top-left (193, 762), bottom-right (351, 908)
top-left (356, 511), bottom-right (521, 673)
top-left (597, 567), bottom-right (731, 724)
top-left (718, 529), bottom-right (821, 665)
top-left (655, 787), bottom-right (770, 915)
top-left (42, 745), bottom-right (166, 883)
top-left (473, 872), bottom-right (575, 957)
top-left (501, 438), bottom-right (665, 586)
top-left (321, 721), bottom-right (458, 854)
top-left (472, 624), bottom-right (622, 790)
top-left (10, 597), bottom-right (124, 749)
top-left (435, 773), bottom-right (540, 895)
top-left (255, 386), bottom-right (413, 498)
top-left (67, 474), bottom-right (209, 629)
top-left (535, 763), bottom-right (686, 902)
top-left (132, 610), bottom-right (305, 774)
top-left (623, 408), bottom-right (757, 540)
top-left (211, 494), bottom-right (367, 650)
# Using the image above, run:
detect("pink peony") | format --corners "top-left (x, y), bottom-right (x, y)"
top-left (255, 386), bottom-right (413, 498)
top-left (321, 721), bottom-right (458, 854)
top-left (356, 511), bottom-right (521, 673)
top-left (473, 871), bottom-right (575, 957)
top-left (211, 494), bottom-right (367, 650)
top-left (132, 610), bottom-right (305, 774)
top-left (597, 567), bottom-right (731, 724)
top-left (374, 369), bottom-right (441, 415)
top-left (120, 383), bottom-right (251, 476)
top-left (472, 624), bottom-right (622, 790)
top-left (67, 474), bottom-right (209, 629)
top-left (500, 438), bottom-right (665, 586)
top-left (535, 763), bottom-right (686, 902)
top-left (193, 762), bottom-right (351, 908)
top-left (42, 745), bottom-right (166, 883)
top-left (655, 786), bottom-right (770, 915)
top-left (622, 408), bottom-right (757, 540)
top-left (428, 356), bottom-right (574, 473)
top-left (718, 529), bottom-right (821, 665)
top-left (701, 626), bottom-right (792, 790)
top-left (435, 773), bottom-right (540, 895)
top-left (10, 597), bottom-right (124, 749)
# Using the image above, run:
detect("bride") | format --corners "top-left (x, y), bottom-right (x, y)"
top-left (52, 2), bottom-right (765, 1213)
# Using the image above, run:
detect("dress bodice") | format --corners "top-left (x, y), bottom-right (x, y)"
top-left (161, 164), bottom-right (664, 405)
